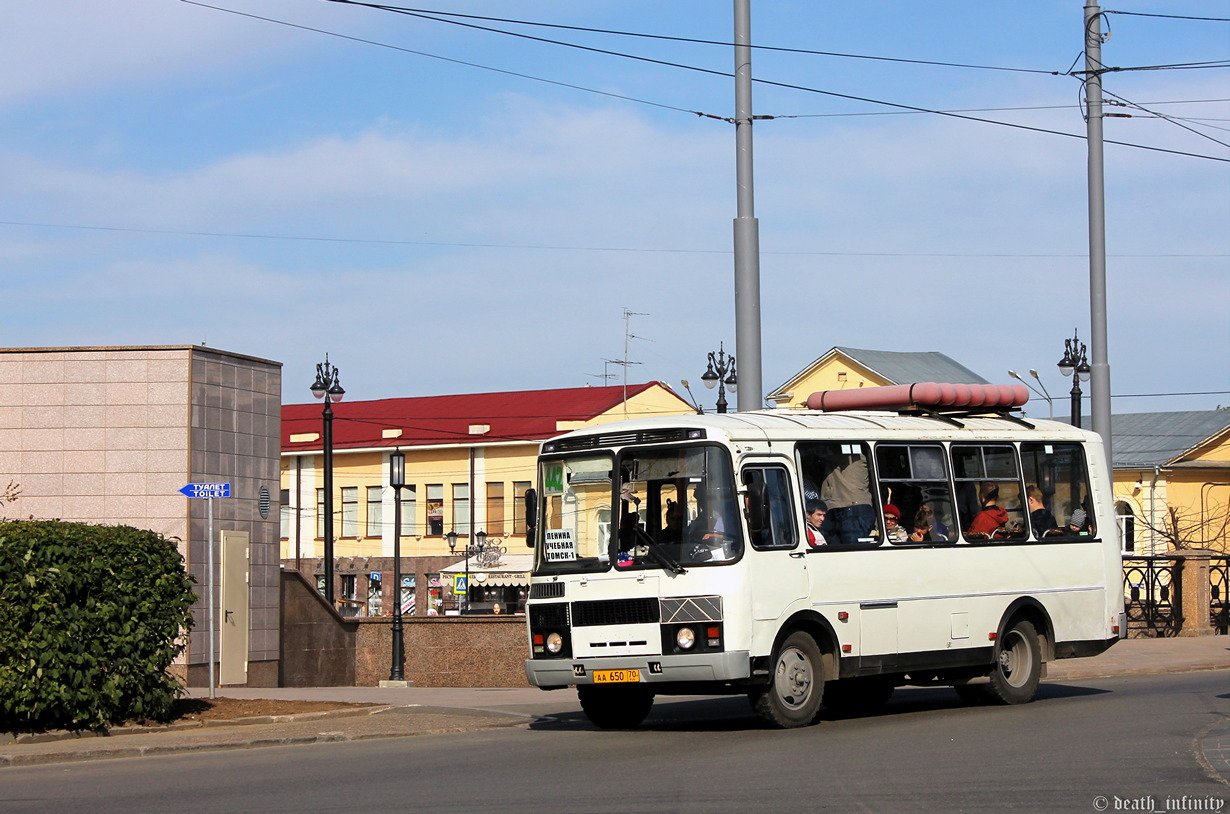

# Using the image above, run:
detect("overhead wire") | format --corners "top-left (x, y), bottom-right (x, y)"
top-left (183, 1), bottom-right (1230, 162)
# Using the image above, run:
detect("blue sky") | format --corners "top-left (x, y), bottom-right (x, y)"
top-left (3, 1), bottom-right (1227, 415)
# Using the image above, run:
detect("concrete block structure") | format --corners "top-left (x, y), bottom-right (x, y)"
top-left (0, 346), bottom-right (283, 687)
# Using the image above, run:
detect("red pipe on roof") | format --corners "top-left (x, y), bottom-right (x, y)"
top-left (804, 382), bottom-right (1029, 413)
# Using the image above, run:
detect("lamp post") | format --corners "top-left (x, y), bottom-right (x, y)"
top-left (471, 530), bottom-right (487, 613)
top-left (1057, 330), bottom-right (1091, 429)
top-left (1008, 369), bottom-right (1054, 419)
top-left (701, 343), bottom-right (738, 414)
top-left (310, 355), bottom-right (345, 605)
top-left (446, 531), bottom-right (459, 612)
top-left (388, 449), bottom-right (406, 682)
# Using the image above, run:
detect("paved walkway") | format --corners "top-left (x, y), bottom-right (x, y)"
top-left (2, 636), bottom-right (1227, 769)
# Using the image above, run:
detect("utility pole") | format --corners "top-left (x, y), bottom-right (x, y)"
top-left (1083, 1), bottom-right (1113, 469)
top-left (732, 0), bottom-right (763, 413)
top-left (620, 309), bottom-right (647, 416)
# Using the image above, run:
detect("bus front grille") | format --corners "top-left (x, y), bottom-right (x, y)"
top-left (571, 598), bottom-right (660, 627)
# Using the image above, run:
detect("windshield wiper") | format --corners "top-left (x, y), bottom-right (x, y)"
top-left (632, 528), bottom-right (687, 575)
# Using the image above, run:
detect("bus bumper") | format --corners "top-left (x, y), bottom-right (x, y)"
top-left (525, 650), bottom-right (751, 689)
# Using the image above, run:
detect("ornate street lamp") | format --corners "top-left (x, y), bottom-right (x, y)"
top-left (1057, 330), bottom-right (1092, 429)
top-left (310, 355), bottom-right (345, 605)
top-left (701, 343), bottom-right (738, 414)
top-left (388, 449), bottom-right (406, 682)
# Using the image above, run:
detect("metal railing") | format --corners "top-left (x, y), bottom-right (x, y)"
top-left (1121, 554), bottom-right (1229, 638)
top-left (1123, 556), bottom-right (1179, 637)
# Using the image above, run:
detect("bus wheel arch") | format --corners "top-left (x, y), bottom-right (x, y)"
top-left (750, 615), bottom-right (837, 728)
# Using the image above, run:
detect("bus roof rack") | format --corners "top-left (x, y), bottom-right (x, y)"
top-left (805, 382), bottom-right (1031, 425)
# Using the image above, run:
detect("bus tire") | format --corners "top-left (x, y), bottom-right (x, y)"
top-left (750, 631), bottom-right (825, 728)
top-left (823, 677), bottom-right (894, 717)
top-left (577, 684), bottom-right (655, 729)
top-left (984, 619), bottom-right (1042, 705)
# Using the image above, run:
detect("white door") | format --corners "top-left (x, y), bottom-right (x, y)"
top-left (219, 530), bottom-right (249, 686)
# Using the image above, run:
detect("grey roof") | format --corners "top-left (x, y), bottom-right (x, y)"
top-left (834, 347), bottom-right (990, 386)
top-left (1097, 410), bottom-right (1230, 469)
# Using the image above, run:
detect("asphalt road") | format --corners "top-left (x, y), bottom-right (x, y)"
top-left (3, 671), bottom-right (1226, 814)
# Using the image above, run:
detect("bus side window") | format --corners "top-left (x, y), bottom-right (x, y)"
top-left (951, 445), bottom-right (1026, 542)
top-left (797, 441), bottom-right (877, 544)
top-left (874, 443), bottom-right (956, 544)
top-left (1020, 442), bottom-right (1094, 539)
top-left (742, 466), bottom-right (797, 550)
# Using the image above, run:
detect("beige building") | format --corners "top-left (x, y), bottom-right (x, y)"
top-left (280, 382), bottom-right (694, 616)
top-left (0, 346), bottom-right (283, 686)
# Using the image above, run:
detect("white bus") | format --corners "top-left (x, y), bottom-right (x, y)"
top-left (523, 383), bottom-right (1124, 729)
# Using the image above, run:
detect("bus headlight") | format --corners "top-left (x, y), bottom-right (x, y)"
top-left (546, 632), bottom-right (564, 654)
top-left (675, 626), bottom-right (696, 650)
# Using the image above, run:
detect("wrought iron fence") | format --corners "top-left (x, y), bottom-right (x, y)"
top-left (1122, 556), bottom-right (1179, 637)
top-left (1121, 554), bottom-right (1230, 637)
top-left (1212, 556), bottom-right (1229, 635)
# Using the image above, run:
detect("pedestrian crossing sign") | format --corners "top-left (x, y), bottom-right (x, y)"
top-left (453, 575), bottom-right (467, 593)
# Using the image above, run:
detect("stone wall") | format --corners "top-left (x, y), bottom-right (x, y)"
top-left (355, 617), bottom-right (531, 688)
top-left (280, 570), bottom-right (358, 687)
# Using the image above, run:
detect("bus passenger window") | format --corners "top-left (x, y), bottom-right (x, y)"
top-left (874, 444), bottom-right (956, 545)
top-left (797, 442), bottom-right (877, 544)
top-left (1020, 443), bottom-right (1094, 539)
top-left (951, 445), bottom-right (1026, 542)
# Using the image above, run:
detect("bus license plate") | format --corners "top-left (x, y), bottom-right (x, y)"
top-left (592, 669), bottom-right (640, 684)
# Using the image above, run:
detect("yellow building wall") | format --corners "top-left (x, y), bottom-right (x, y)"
top-left (771, 356), bottom-right (888, 409)
top-left (1111, 430), bottom-right (1230, 555)
top-left (280, 384), bottom-right (696, 562)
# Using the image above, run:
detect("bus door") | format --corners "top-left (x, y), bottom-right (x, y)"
top-left (742, 465), bottom-right (806, 621)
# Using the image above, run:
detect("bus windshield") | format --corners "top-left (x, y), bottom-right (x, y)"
top-left (535, 444), bottom-right (742, 575)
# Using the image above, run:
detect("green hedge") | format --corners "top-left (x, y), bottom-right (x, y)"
top-left (0, 520), bottom-right (196, 731)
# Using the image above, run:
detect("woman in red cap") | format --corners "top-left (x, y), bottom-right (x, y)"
top-left (882, 504), bottom-right (909, 543)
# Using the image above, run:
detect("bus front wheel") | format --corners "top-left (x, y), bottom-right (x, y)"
top-left (577, 684), bottom-right (655, 729)
top-left (750, 631), bottom-right (825, 728)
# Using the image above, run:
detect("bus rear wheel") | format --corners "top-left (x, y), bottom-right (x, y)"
top-left (985, 619), bottom-right (1042, 704)
top-left (750, 631), bottom-right (825, 728)
top-left (577, 684), bottom-right (655, 729)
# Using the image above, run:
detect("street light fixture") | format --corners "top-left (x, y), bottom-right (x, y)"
top-left (387, 449), bottom-right (406, 682)
top-left (1057, 330), bottom-right (1092, 428)
top-left (1008, 369), bottom-right (1054, 419)
top-left (701, 343), bottom-right (738, 414)
top-left (310, 354), bottom-right (345, 605)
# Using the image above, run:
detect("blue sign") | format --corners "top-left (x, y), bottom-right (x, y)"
top-left (179, 483), bottom-right (232, 499)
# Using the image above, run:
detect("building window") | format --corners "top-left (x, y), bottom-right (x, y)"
top-left (366, 486), bottom-right (383, 538)
top-left (486, 482), bottom-right (505, 536)
top-left (280, 488), bottom-right (291, 540)
top-left (341, 486), bottom-right (359, 538)
top-left (427, 484), bottom-right (444, 535)
top-left (513, 480), bottom-right (532, 535)
top-left (401, 485), bottom-right (418, 537)
top-left (1116, 501), bottom-right (1136, 553)
top-left (453, 483), bottom-right (470, 536)
top-left (316, 488), bottom-right (325, 539)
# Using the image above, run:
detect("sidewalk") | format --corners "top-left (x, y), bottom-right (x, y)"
top-left (2, 636), bottom-right (1227, 768)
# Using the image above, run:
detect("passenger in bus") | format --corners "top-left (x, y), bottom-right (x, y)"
top-left (967, 484), bottom-right (1009, 537)
top-left (1027, 486), bottom-right (1058, 537)
top-left (804, 500), bottom-right (828, 547)
top-left (820, 453), bottom-right (876, 544)
top-left (1064, 508), bottom-right (1091, 537)
top-left (882, 504), bottom-right (910, 543)
top-left (908, 505), bottom-right (948, 543)
top-left (661, 499), bottom-right (684, 544)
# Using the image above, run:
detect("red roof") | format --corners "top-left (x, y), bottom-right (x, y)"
top-left (282, 383), bottom-right (683, 452)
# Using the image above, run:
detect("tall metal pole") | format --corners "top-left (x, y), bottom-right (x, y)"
top-left (733, 0), bottom-right (762, 413)
top-left (207, 495), bottom-right (216, 699)
top-left (389, 450), bottom-right (405, 682)
top-left (1084, 2), bottom-right (1113, 468)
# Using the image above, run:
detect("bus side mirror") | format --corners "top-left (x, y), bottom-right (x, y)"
top-left (524, 488), bottom-right (537, 548)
